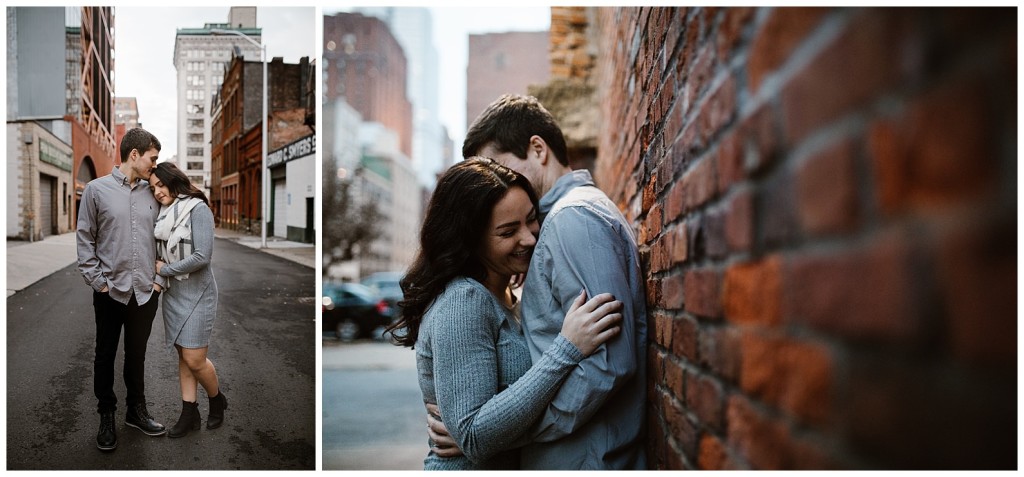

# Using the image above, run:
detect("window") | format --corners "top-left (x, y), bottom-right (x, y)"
top-left (188, 133), bottom-right (203, 143)
top-left (186, 103), bottom-right (205, 115)
top-left (187, 147), bottom-right (204, 157)
top-left (188, 119), bottom-right (203, 128)
top-left (188, 161), bottom-right (204, 170)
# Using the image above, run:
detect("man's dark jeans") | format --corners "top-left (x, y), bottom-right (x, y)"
top-left (93, 291), bottom-right (159, 414)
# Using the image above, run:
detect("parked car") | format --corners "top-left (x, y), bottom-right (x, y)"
top-left (322, 282), bottom-right (393, 341)
top-left (361, 271), bottom-right (404, 310)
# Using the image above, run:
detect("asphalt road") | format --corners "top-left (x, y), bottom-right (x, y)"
top-left (322, 338), bottom-right (426, 470)
top-left (6, 239), bottom-right (316, 470)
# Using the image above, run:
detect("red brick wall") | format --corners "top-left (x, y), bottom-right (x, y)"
top-left (590, 7), bottom-right (1016, 469)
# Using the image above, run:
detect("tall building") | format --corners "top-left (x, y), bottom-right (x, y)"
top-left (353, 7), bottom-right (448, 188)
top-left (323, 12), bottom-right (413, 160)
top-left (6, 7), bottom-right (115, 238)
top-left (466, 31), bottom-right (551, 128)
top-left (173, 6), bottom-right (261, 198)
top-left (113, 96), bottom-right (140, 148)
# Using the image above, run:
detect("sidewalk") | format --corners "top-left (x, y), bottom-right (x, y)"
top-left (6, 228), bottom-right (314, 297)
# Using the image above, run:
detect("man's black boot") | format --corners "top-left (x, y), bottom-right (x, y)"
top-left (126, 403), bottom-right (167, 436)
top-left (97, 411), bottom-right (117, 451)
top-left (207, 391), bottom-right (228, 429)
top-left (168, 401), bottom-right (201, 438)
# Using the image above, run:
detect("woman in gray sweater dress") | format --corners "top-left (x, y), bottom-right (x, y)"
top-left (150, 162), bottom-right (226, 438)
top-left (387, 159), bottom-right (623, 469)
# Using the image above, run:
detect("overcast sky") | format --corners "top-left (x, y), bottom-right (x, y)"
top-left (115, 7), bottom-right (316, 160)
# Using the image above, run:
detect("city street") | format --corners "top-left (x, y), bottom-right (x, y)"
top-left (6, 238), bottom-right (316, 470)
top-left (322, 338), bottom-right (426, 470)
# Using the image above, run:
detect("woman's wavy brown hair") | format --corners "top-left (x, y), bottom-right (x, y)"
top-left (386, 157), bottom-right (539, 348)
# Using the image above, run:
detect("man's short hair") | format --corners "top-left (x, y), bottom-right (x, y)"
top-left (463, 94), bottom-right (569, 167)
top-left (119, 127), bottom-right (161, 162)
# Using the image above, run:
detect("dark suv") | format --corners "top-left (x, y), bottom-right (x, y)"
top-left (322, 282), bottom-right (393, 341)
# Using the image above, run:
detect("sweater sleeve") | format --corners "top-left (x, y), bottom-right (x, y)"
top-left (158, 203), bottom-right (214, 277)
top-left (430, 283), bottom-right (585, 464)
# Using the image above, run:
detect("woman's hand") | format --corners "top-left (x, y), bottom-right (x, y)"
top-left (560, 290), bottom-right (623, 356)
top-left (425, 402), bottom-right (463, 458)
top-left (155, 260), bottom-right (165, 275)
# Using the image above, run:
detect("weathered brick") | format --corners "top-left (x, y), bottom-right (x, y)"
top-left (716, 130), bottom-right (744, 192)
top-left (653, 312), bottom-right (674, 349)
top-left (724, 187), bottom-right (754, 253)
top-left (868, 78), bottom-right (997, 217)
top-left (646, 277), bottom-right (662, 308)
top-left (781, 9), bottom-right (908, 144)
top-left (726, 395), bottom-right (790, 469)
top-left (759, 169), bottom-right (799, 248)
top-left (683, 156), bottom-right (717, 211)
top-left (739, 103), bottom-right (780, 175)
top-left (723, 256), bottom-right (783, 326)
top-left (661, 274), bottom-right (685, 310)
top-left (685, 370), bottom-right (726, 431)
top-left (672, 314), bottom-right (699, 363)
top-left (699, 434), bottom-right (741, 470)
top-left (662, 390), bottom-right (699, 458)
top-left (739, 332), bottom-right (833, 425)
top-left (936, 213), bottom-right (1015, 366)
top-left (698, 76), bottom-right (737, 144)
top-left (784, 231), bottom-right (920, 342)
top-left (717, 7), bottom-right (756, 60)
top-left (797, 137), bottom-right (860, 236)
top-left (664, 355), bottom-right (685, 399)
top-left (669, 222), bottom-right (689, 266)
top-left (748, 7), bottom-right (829, 91)
top-left (703, 207), bottom-right (729, 259)
top-left (699, 325), bottom-right (741, 383)
top-left (683, 266), bottom-right (723, 319)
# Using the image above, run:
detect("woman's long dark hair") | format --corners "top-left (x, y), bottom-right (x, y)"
top-left (152, 161), bottom-right (210, 206)
top-left (387, 158), bottom-right (539, 348)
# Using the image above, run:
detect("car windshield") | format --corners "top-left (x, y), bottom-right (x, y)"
top-left (324, 283), bottom-right (378, 302)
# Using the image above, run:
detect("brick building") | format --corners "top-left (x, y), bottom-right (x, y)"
top-left (538, 7), bottom-right (1015, 470)
top-left (323, 11), bottom-right (413, 159)
top-left (210, 53), bottom-right (315, 241)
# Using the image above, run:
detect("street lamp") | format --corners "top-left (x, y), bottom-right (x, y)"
top-left (211, 27), bottom-right (268, 248)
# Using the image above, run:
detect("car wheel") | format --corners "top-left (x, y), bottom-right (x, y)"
top-left (336, 319), bottom-right (359, 342)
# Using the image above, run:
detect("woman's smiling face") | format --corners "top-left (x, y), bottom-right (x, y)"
top-left (478, 186), bottom-right (540, 279)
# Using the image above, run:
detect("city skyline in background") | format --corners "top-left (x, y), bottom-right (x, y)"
top-left (115, 6), bottom-right (316, 161)
top-left (324, 6), bottom-right (550, 174)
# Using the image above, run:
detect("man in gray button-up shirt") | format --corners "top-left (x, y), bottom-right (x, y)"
top-left (440, 94), bottom-right (648, 469)
top-left (77, 127), bottom-right (169, 451)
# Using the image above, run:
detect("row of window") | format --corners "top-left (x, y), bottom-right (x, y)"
top-left (186, 90), bottom-right (207, 101)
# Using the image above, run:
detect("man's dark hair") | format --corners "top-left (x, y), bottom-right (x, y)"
top-left (462, 94), bottom-right (569, 167)
top-left (119, 127), bottom-right (161, 162)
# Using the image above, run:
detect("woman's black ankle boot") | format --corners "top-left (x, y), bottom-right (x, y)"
top-left (168, 400), bottom-right (200, 438)
top-left (207, 391), bottom-right (228, 429)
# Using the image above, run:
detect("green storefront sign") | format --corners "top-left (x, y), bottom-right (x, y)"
top-left (39, 138), bottom-right (72, 172)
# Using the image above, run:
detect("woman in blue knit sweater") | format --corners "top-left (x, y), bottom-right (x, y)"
top-left (388, 158), bottom-right (623, 469)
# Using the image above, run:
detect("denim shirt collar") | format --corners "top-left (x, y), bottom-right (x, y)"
top-left (538, 169), bottom-right (595, 218)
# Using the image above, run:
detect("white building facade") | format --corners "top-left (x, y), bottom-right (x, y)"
top-left (172, 6), bottom-right (261, 198)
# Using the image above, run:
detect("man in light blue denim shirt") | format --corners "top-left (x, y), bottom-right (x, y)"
top-left (432, 94), bottom-right (648, 469)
